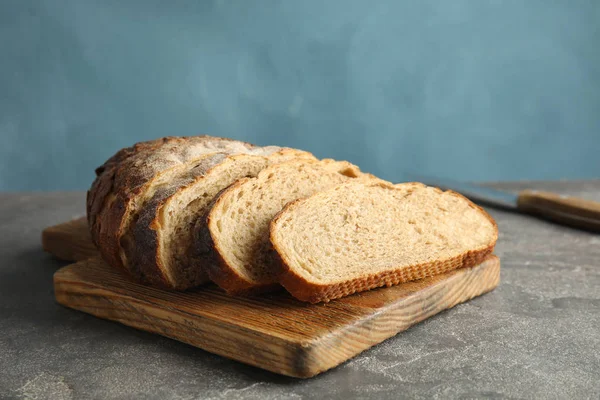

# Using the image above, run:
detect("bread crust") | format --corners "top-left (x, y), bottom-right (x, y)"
top-left (129, 148), bottom-right (313, 289)
top-left (131, 154), bottom-right (243, 288)
top-left (270, 184), bottom-right (499, 303)
top-left (200, 159), bottom-right (366, 295)
top-left (87, 137), bottom-right (177, 268)
top-left (87, 136), bottom-right (255, 276)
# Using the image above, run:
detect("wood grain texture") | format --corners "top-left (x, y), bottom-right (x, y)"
top-left (42, 217), bottom-right (98, 261)
top-left (44, 218), bottom-right (500, 378)
top-left (517, 189), bottom-right (600, 232)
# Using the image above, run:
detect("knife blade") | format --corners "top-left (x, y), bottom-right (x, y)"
top-left (410, 175), bottom-right (600, 233)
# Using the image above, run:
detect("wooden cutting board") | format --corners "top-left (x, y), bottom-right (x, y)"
top-left (43, 218), bottom-right (500, 378)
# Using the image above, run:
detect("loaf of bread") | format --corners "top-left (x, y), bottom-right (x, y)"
top-left (196, 159), bottom-right (372, 295)
top-left (88, 136), bottom-right (499, 302)
top-left (270, 181), bottom-right (498, 303)
top-left (87, 136), bottom-right (313, 288)
top-left (88, 136), bottom-right (255, 273)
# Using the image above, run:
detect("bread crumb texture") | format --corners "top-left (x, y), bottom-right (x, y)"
top-left (271, 181), bottom-right (498, 302)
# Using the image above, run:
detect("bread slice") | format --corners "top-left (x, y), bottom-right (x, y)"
top-left (199, 159), bottom-right (371, 295)
top-left (87, 136), bottom-right (259, 272)
top-left (270, 181), bottom-right (498, 303)
top-left (130, 148), bottom-right (315, 289)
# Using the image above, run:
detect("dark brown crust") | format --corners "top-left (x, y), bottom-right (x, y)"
top-left (86, 136), bottom-right (256, 275)
top-left (270, 183), bottom-right (499, 303)
top-left (87, 137), bottom-right (180, 270)
top-left (131, 150), bottom-right (312, 290)
top-left (130, 154), bottom-right (228, 288)
top-left (129, 183), bottom-right (184, 288)
top-left (87, 138), bottom-right (179, 240)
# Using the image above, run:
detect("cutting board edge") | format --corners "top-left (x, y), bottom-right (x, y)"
top-left (53, 266), bottom-right (311, 378)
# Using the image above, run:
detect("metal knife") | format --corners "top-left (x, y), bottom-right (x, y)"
top-left (412, 175), bottom-right (600, 233)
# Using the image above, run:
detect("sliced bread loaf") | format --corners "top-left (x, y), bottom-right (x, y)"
top-left (198, 159), bottom-right (371, 295)
top-left (270, 181), bottom-right (498, 303)
top-left (130, 148), bottom-right (315, 289)
top-left (87, 136), bottom-right (259, 274)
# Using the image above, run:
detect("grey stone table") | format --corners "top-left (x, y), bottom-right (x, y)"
top-left (1, 181), bottom-right (599, 400)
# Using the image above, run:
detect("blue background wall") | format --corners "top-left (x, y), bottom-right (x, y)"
top-left (1, 0), bottom-right (599, 191)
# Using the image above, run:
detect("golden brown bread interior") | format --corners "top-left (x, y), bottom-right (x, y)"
top-left (200, 159), bottom-right (372, 295)
top-left (270, 181), bottom-right (498, 303)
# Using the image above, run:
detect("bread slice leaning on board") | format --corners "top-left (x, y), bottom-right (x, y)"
top-left (196, 158), bottom-right (380, 295)
top-left (270, 181), bottom-right (499, 303)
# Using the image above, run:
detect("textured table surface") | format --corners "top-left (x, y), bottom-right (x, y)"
top-left (1, 181), bottom-right (599, 399)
